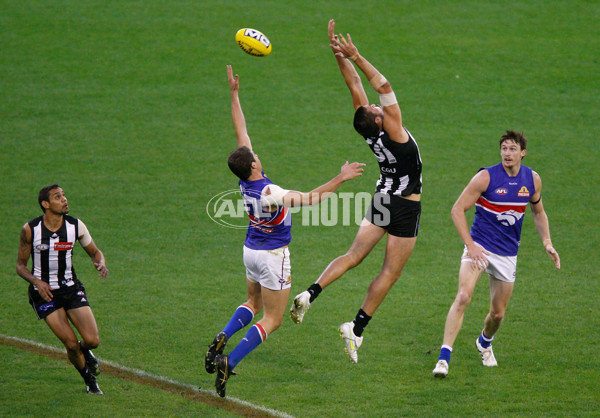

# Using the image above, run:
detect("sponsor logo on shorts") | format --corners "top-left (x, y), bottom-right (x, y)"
top-left (77, 291), bottom-right (85, 296)
top-left (39, 302), bottom-right (55, 312)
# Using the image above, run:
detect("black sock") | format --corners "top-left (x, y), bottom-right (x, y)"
top-left (307, 283), bottom-right (322, 303)
top-left (76, 365), bottom-right (91, 381)
top-left (352, 309), bottom-right (372, 337)
top-left (79, 340), bottom-right (89, 354)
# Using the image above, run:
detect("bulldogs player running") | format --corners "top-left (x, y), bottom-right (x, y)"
top-left (16, 184), bottom-right (109, 394)
top-left (290, 20), bottom-right (423, 364)
top-left (432, 130), bottom-right (560, 378)
top-left (204, 65), bottom-right (365, 398)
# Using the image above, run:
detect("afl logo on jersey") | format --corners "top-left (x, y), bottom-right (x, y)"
top-left (35, 244), bottom-right (50, 251)
top-left (495, 188), bottom-right (508, 195)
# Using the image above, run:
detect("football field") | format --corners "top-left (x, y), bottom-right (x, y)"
top-left (1, 1), bottom-right (599, 416)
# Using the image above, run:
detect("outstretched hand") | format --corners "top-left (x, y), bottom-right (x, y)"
top-left (328, 19), bottom-right (342, 57)
top-left (227, 65), bottom-right (239, 92)
top-left (329, 28), bottom-right (359, 61)
top-left (339, 161), bottom-right (365, 181)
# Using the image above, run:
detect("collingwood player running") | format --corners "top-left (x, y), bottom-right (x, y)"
top-left (16, 184), bottom-right (109, 394)
top-left (290, 19), bottom-right (423, 364)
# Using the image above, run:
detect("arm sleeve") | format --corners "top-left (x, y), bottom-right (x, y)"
top-left (261, 184), bottom-right (289, 206)
top-left (77, 219), bottom-right (93, 247)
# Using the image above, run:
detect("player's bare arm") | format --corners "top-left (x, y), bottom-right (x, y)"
top-left (16, 223), bottom-right (53, 302)
top-left (83, 241), bottom-right (110, 278)
top-left (227, 65), bottom-right (252, 151)
top-left (330, 27), bottom-right (407, 143)
top-left (529, 171), bottom-right (560, 269)
top-left (451, 170), bottom-right (490, 269)
top-left (280, 161), bottom-right (365, 207)
top-left (329, 19), bottom-right (368, 109)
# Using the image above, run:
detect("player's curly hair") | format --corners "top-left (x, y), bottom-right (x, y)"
top-left (38, 184), bottom-right (61, 212)
top-left (228, 146), bottom-right (255, 180)
top-left (353, 106), bottom-right (381, 137)
top-left (500, 130), bottom-right (527, 152)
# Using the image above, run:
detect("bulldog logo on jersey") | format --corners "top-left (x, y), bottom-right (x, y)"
top-left (497, 210), bottom-right (524, 226)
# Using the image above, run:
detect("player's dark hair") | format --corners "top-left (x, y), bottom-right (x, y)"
top-left (38, 184), bottom-right (61, 212)
top-left (228, 146), bottom-right (255, 180)
top-left (353, 106), bottom-right (381, 137)
top-left (500, 130), bottom-right (527, 152)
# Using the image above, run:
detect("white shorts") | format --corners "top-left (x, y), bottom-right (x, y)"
top-left (461, 244), bottom-right (517, 283)
top-left (243, 246), bottom-right (292, 291)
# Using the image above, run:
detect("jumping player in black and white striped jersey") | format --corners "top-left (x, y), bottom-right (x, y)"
top-left (16, 184), bottom-right (109, 394)
top-left (290, 20), bottom-right (423, 364)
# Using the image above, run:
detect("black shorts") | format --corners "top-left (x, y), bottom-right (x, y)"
top-left (365, 192), bottom-right (421, 237)
top-left (28, 281), bottom-right (90, 320)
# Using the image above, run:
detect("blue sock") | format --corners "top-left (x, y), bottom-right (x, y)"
top-left (478, 332), bottom-right (494, 348)
top-left (222, 304), bottom-right (254, 338)
top-left (228, 324), bottom-right (267, 370)
top-left (438, 345), bottom-right (452, 363)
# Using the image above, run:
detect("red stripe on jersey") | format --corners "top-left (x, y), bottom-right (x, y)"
top-left (248, 207), bottom-right (288, 226)
top-left (254, 323), bottom-right (268, 341)
top-left (475, 197), bottom-right (527, 214)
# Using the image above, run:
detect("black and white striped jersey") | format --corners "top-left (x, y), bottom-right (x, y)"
top-left (364, 127), bottom-right (423, 197)
top-left (28, 215), bottom-right (81, 290)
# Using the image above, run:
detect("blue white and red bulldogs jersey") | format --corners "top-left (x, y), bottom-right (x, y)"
top-left (239, 174), bottom-right (291, 250)
top-left (470, 163), bottom-right (535, 256)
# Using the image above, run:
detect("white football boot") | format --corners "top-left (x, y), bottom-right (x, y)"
top-left (432, 360), bottom-right (449, 378)
top-left (290, 291), bottom-right (311, 324)
top-left (339, 322), bottom-right (363, 363)
top-left (476, 338), bottom-right (498, 367)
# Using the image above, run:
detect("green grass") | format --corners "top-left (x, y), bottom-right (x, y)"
top-left (1, 0), bottom-right (599, 416)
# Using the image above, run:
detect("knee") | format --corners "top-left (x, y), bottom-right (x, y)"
top-left (489, 310), bottom-right (505, 323)
top-left (65, 339), bottom-right (81, 356)
top-left (85, 336), bottom-right (100, 350)
top-left (343, 251), bottom-right (365, 269)
top-left (454, 290), bottom-right (472, 310)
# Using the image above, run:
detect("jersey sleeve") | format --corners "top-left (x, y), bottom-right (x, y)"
top-left (261, 184), bottom-right (289, 207)
top-left (77, 219), bottom-right (93, 247)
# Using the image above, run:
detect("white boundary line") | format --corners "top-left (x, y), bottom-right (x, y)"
top-left (1, 334), bottom-right (294, 418)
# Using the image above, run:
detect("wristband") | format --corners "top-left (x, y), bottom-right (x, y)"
top-left (349, 53), bottom-right (359, 62)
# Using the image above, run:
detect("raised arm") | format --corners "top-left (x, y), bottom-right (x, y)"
top-left (330, 21), bottom-right (407, 143)
top-left (227, 65), bottom-right (252, 150)
top-left (263, 161), bottom-right (365, 208)
top-left (328, 19), bottom-right (368, 110)
top-left (529, 172), bottom-right (560, 269)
